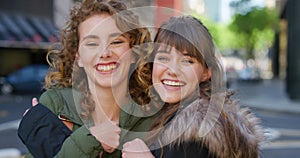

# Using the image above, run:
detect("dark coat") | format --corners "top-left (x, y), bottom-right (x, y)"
top-left (152, 141), bottom-right (216, 158)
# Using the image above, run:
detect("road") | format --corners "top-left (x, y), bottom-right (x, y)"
top-left (0, 93), bottom-right (300, 157)
top-left (0, 94), bottom-right (35, 157)
top-left (255, 110), bottom-right (300, 157)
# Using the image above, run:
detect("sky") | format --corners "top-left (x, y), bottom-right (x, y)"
top-left (222, 0), bottom-right (266, 23)
top-left (188, 0), bottom-right (266, 23)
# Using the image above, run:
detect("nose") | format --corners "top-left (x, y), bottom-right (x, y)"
top-left (100, 46), bottom-right (112, 58)
top-left (166, 59), bottom-right (180, 77)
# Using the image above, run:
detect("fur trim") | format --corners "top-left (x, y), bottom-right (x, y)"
top-left (158, 98), bottom-right (264, 158)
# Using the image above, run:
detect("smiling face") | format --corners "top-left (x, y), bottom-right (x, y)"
top-left (77, 14), bottom-right (135, 90)
top-left (152, 46), bottom-right (210, 104)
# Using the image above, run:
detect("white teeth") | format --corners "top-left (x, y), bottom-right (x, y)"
top-left (163, 80), bottom-right (184, 86)
top-left (97, 64), bottom-right (117, 71)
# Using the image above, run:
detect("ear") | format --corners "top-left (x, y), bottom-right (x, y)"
top-left (76, 53), bottom-right (84, 67)
top-left (201, 68), bottom-right (211, 82)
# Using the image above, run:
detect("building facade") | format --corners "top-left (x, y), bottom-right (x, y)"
top-left (0, 0), bottom-right (60, 75)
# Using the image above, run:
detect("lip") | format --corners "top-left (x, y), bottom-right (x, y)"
top-left (161, 79), bottom-right (186, 90)
top-left (94, 62), bottom-right (119, 74)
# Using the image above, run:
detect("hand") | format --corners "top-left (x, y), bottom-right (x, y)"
top-left (90, 120), bottom-right (121, 153)
top-left (32, 97), bottom-right (38, 106)
top-left (23, 97), bottom-right (38, 116)
top-left (122, 138), bottom-right (154, 158)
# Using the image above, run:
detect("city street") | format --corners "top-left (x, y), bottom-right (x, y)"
top-left (0, 94), bottom-right (34, 156)
top-left (230, 79), bottom-right (300, 157)
top-left (256, 110), bottom-right (300, 157)
top-left (0, 80), bottom-right (300, 157)
top-left (0, 0), bottom-right (299, 157)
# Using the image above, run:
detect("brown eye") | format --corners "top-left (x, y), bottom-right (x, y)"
top-left (182, 59), bottom-right (194, 64)
top-left (111, 40), bottom-right (123, 45)
top-left (181, 56), bottom-right (196, 64)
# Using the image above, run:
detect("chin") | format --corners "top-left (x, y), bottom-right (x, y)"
top-left (161, 97), bottom-right (181, 104)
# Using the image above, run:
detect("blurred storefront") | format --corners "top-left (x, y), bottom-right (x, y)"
top-left (0, 0), bottom-right (190, 76)
top-left (275, 0), bottom-right (300, 100)
top-left (0, 0), bottom-right (60, 75)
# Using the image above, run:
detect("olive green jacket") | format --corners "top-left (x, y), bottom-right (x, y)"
top-left (24, 88), bottom-right (154, 158)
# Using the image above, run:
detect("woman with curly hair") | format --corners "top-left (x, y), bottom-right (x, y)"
top-left (18, 0), bottom-right (153, 157)
top-left (122, 15), bottom-right (264, 158)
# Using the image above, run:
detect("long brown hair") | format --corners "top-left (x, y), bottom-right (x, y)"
top-left (140, 16), bottom-right (239, 156)
top-left (44, 0), bottom-right (151, 119)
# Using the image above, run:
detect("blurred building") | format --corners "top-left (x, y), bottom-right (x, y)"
top-left (0, 0), bottom-right (191, 77)
top-left (275, 0), bottom-right (300, 100)
top-left (272, 0), bottom-right (287, 79)
top-left (0, 0), bottom-right (60, 75)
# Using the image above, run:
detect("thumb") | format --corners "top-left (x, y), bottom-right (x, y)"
top-left (32, 97), bottom-right (38, 107)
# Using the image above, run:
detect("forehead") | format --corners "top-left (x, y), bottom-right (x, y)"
top-left (78, 14), bottom-right (122, 40)
top-left (156, 44), bottom-right (190, 56)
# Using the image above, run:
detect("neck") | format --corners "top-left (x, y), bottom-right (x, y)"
top-left (90, 85), bottom-right (130, 124)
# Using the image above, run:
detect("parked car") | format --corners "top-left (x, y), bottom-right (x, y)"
top-left (238, 66), bottom-right (262, 82)
top-left (0, 64), bottom-right (49, 94)
top-left (221, 56), bottom-right (244, 87)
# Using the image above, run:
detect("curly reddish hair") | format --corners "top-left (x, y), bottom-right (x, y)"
top-left (44, 0), bottom-right (152, 119)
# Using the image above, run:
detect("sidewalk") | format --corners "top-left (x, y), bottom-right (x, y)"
top-left (229, 79), bottom-right (300, 114)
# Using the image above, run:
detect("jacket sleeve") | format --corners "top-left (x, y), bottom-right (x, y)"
top-left (19, 89), bottom-right (103, 158)
top-left (40, 89), bottom-right (103, 157)
top-left (54, 125), bottom-right (103, 158)
top-left (18, 104), bottom-right (72, 158)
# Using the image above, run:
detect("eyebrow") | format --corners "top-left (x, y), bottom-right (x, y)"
top-left (81, 32), bottom-right (125, 42)
top-left (156, 49), bottom-right (195, 58)
top-left (82, 35), bottom-right (99, 41)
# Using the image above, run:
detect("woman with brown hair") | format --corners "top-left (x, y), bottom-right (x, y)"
top-left (122, 15), bottom-right (264, 158)
top-left (18, 0), bottom-right (153, 157)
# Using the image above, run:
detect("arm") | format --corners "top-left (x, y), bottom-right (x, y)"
top-left (18, 89), bottom-right (71, 158)
top-left (18, 104), bottom-right (72, 158)
top-left (19, 105), bottom-right (104, 158)
top-left (54, 125), bottom-right (103, 158)
top-left (18, 89), bottom-right (103, 158)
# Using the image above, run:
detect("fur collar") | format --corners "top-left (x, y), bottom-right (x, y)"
top-left (157, 98), bottom-right (264, 158)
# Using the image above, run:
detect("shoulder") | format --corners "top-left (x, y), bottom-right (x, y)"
top-left (159, 98), bottom-right (264, 157)
top-left (120, 102), bottom-right (157, 130)
top-left (39, 88), bottom-right (77, 115)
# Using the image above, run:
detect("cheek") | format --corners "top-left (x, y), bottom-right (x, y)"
top-left (195, 71), bottom-right (203, 83)
top-left (184, 67), bottom-right (203, 89)
top-left (77, 52), bottom-right (88, 64)
top-left (190, 65), bottom-right (206, 82)
top-left (77, 52), bottom-right (96, 67)
top-left (77, 55), bottom-right (83, 67)
top-left (114, 44), bottom-right (130, 55)
top-left (78, 45), bottom-right (99, 62)
top-left (120, 50), bottom-right (133, 61)
top-left (112, 46), bottom-right (132, 60)
top-left (152, 64), bottom-right (165, 83)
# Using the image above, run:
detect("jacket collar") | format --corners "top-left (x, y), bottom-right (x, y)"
top-left (157, 98), bottom-right (264, 158)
